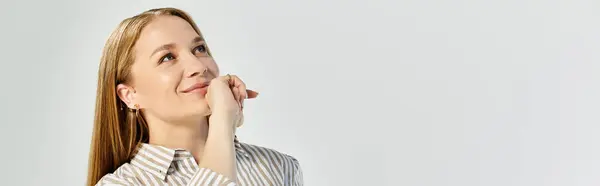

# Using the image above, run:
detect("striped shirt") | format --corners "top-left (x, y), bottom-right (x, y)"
top-left (96, 137), bottom-right (303, 186)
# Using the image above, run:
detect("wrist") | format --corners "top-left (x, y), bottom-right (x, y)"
top-left (208, 113), bottom-right (237, 133)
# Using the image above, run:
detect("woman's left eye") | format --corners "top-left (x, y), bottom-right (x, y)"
top-left (194, 45), bottom-right (207, 54)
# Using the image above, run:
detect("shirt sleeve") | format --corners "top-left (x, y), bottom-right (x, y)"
top-left (187, 168), bottom-right (238, 186)
top-left (291, 157), bottom-right (304, 186)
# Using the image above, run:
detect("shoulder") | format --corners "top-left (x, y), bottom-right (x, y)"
top-left (238, 142), bottom-right (302, 170)
top-left (239, 142), bottom-right (304, 185)
top-left (95, 163), bottom-right (140, 186)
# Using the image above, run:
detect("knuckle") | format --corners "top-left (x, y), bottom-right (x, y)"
top-left (231, 75), bottom-right (243, 81)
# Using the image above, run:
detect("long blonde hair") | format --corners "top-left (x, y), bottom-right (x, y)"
top-left (86, 7), bottom-right (211, 186)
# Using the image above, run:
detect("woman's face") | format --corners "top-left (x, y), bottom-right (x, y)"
top-left (119, 15), bottom-right (219, 123)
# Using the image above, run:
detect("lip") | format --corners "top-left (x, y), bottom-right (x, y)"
top-left (181, 82), bottom-right (209, 93)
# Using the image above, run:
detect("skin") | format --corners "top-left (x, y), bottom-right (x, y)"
top-left (115, 15), bottom-right (258, 180)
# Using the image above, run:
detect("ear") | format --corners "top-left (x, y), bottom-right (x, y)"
top-left (116, 83), bottom-right (137, 109)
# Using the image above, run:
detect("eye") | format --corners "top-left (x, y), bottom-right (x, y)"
top-left (193, 44), bottom-right (208, 55)
top-left (159, 53), bottom-right (175, 63)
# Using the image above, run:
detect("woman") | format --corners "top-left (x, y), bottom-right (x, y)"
top-left (87, 7), bottom-right (303, 186)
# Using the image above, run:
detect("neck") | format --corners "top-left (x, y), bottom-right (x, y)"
top-left (146, 115), bottom-right (209, 163)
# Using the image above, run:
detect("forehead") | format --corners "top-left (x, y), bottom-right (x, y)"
top-left (135, 15), bottom-right (200, 53)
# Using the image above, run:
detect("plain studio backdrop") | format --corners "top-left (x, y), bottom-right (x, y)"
top-left (0, 0), bottom-right (599, 185)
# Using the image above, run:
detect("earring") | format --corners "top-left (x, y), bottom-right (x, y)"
top-left (134, 104), bottom-right (140, 117)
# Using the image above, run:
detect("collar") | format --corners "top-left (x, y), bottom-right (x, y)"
top-left (130, 135), bottom-right (247, 181)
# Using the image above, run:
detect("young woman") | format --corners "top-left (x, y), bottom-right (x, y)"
top-left (86, 7), bottom-right (303, 186)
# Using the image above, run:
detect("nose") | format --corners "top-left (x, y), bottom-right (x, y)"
top-left (182, 53), bottom-right (208, 78)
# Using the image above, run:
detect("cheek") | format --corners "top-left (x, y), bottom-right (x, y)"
top-left (138, 71), bottom-right (180, 98)
top-left (158, 73), bottom-right (175, 85)
top-left (155, 72), bottom-right (180, 95)
top-left (206, 59), bottom-right (220, 76)
top-left (137, 71), bottom-right (182, 112)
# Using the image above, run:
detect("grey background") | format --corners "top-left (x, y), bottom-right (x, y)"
top-left (1, 0), bottom-right (599, 185)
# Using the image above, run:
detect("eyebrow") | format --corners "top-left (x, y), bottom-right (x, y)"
top-left (150, 36), bottom-right (205, 58)
top-left (192, 36), bottom-right (204, 44)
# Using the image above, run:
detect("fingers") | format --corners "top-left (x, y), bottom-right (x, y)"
top-left (227, 75), bottom-right (247, 96)
top-left (221, 74), bottom-right (259, 98)
top-left (231, 86), bottom-right (241, 108)
top-left (217, 74), bottom-right (260, 110)
top-left (226, 75), bottom-right (244, 108)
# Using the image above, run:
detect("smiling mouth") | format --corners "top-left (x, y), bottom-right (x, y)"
top-left (182, 82), bottom-right (209, 94)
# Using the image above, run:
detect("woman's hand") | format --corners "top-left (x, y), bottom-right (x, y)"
top-left (199, 74), bottom-right (257, 181)
top-left (205, 74), bottom-right (258, 129)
